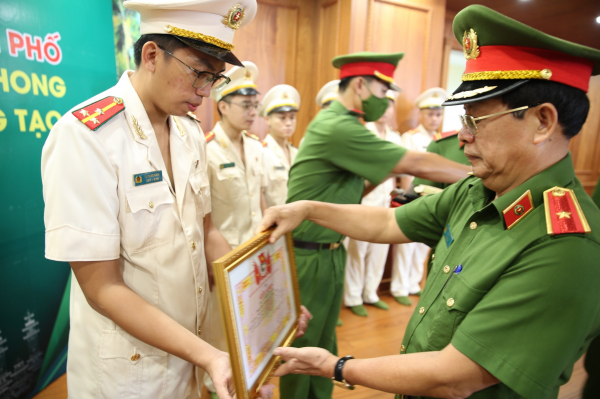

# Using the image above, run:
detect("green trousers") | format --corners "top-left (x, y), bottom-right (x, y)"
top-left (583, 335), bottom-right (600, 399)
top-left (279, 246), bottom-right (346, 399)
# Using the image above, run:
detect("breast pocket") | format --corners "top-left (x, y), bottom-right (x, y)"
top-left (123, 181), bottom-right (176, 253)
top-left (189, 170), bottom-right (211, 217)
top-left (215, 166), bottom-right (244, 198)
top-left (97, 330), bottom-right (167, 399)
top-left (268, 166), bottom-right (289, 183)
top-left (425, 274), bottom-right (487, 351)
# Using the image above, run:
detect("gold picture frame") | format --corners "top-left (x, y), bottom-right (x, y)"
top-left (213, 229), bottom-right (301, 399)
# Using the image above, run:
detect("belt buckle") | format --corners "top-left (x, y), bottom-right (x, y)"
top-left (329, 243), bottom-right (340, 250)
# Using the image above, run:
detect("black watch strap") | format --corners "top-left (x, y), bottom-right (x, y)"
top-left (334, 355), bottom-right (354, 382)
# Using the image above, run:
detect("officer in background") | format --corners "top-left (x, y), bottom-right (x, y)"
top-left (202, 61), bottom-right (267, 398)
top-left (40, 1), bottom-right (269, 398)
top-left (392, 88), bottom-right (447, 306)
top-left (260, 84), bottom-right (300, 208)
top-left (316, 80), bottom-right (340, 110)
top-left (275, 51), bottom-right (470, 399)
top-left (344, 90), bottom-right (402, 317)
top-left (260, 6), bottom-right (600, 398)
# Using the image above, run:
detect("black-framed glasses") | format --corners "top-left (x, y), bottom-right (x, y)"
top-left (459, 103), bottom-right (542, 135)
top-left (158, 46), bottom-right (230, 91)
top-left (225, 100), bottom-right (261, 111)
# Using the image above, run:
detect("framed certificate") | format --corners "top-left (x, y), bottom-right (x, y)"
top-left (213, 230), bottom-right (301, 399)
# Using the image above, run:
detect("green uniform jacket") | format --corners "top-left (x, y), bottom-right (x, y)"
top-left (413, 133), bottom-right (470, 189)
top-left (287, 100), bottom-right (406, 242)
top-left (396, 153), bottom-right (600, 398)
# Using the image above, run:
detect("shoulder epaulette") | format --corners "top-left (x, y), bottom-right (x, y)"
top-left (243, 131), bottom-right (261, 141)
top-left (72, 96), bottom-right (125, 131)
top-left (205, 131), bottom-right (215, 143)
top-left (502, 190), bottom-right (534, 230)
top-left (261, 140), bottom-right (268, 147)
top-left (543, 187), bottom-right (591, 235)
top-left (434, 130), bottom-right (459, 142)
top-left (407, 128), bottom-right (421, 135)
top-left (186, 111), bottom-right (200, 124)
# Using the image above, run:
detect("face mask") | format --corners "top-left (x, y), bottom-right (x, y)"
top-left (359, 83), bottom-right (389, 122)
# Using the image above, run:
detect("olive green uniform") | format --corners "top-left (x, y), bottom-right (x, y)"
top-left (282, 100), bottom-right (406, 399)
top-left (395, 153), bottom-right (600, 398)
top-left (583, 176), bottom-right (600, 399)
top-left (412, 133), bottom-right (469, 189)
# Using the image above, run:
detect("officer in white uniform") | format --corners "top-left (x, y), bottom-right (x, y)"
top-left (344, 91), bottom-right (402, 317)
top-left (315, 79), bottom-right (340, 109)
top-left (392, 87), bottom-right (446, 306)
top-left (40, 1), bottom-right (272, 398)
top-left (259, 84), bottom-right (301, 208)
top-left (203, 61), bottom-right (267, 398)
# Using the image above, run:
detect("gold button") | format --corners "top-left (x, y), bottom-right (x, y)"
top-left (198, 287), bottom-right (203, 294)
top-left (419, 307), bottom-right (425, 315)
top-left (228, 176), bottom-right (232, 180)
top-left (443, 265), bottom-right (450, 274)
top-left (400, 345), bottom-right (405, 353)
top-left (432, 254), bottom-right (435, 260)
top-left (447, 298), bottom-right (455, 307)
top-left (252, 212), bottom-right (256, 217)
top-left (250, 193), bottom-right (253, 197)
top-left (470, 222), bottom-right (477, 230)
top-left (540, 68), bottom-right (552, 80)
top-left (191, 241), bottom-right (196, 250)
top-left (198, 328), bottom-right (202, 335)
top-left (149, 201), bottom-right (154, 209)
top-left (131, 353), bottom-right (140, 361)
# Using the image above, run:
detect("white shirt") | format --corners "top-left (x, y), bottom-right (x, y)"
top-left (362, 123), bottom-right (402, 207)
top-left (206, 122), bottom-right (266, 248)
top-left (401, 123), bottom-right (434, 152)
top-left (42, 71), bottom-right (210, 399)
top-left (262, 133), bottom-right (298, 208)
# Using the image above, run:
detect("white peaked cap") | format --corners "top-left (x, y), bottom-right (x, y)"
top-left (315, 80), bottom-right (340, 107)
top-left (415, 87), bottom-right (447, 109)
top-left (259, 84), bottom-right (301, 117)
top-left (210, 60), bottom-right (259, 102)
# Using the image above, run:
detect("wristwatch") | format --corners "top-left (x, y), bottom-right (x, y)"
top-left (331, 355), bottom-right (355, 390)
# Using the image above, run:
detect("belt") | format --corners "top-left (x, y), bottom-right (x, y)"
top-left (293, 239), bottom-right (340, 250)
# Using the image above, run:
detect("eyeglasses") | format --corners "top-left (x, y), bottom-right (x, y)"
top-left (225, 100), bottom-right (261, 111)
top-left (158, 46), bottom-right (230, 91)
top-left (459, 103), bottom-right (541, 135)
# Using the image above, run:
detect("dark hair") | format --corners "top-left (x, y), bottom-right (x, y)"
top-left (133, 34), bottom-right (188, 67)
top-left (338, 75), bottom-right (375, 93)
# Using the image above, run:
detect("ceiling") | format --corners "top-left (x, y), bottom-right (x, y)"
top-left (446, 0), bottom-right (600, 50)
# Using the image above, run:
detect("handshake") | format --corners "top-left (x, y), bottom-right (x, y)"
top-left (390, 184), bottom-right (443, 208)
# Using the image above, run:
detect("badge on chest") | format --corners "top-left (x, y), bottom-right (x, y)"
top-left (443, 224), bottom-right (454, 247)
top-left (220, 162), bottom-right (235, 169)
top-left (133, 171), bottom-right (163, 186)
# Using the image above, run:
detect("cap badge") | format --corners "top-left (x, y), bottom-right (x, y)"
top-left (282, 92), bottom-right (289, 99)
top-left (463, 29), bottom-right (480, 60)
top-left (243, 69), bottom-right (252, 80)
top-left (223, 4), bottom-right (245, 30)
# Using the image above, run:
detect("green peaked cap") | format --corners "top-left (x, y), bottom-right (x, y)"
top-left (332, 51), bottom-right (404, 91)
top-left (453, 5), bottom-right (600, 75)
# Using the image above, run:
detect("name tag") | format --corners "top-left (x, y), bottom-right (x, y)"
top-left (274, 166), bottom-right (285, 171)
top-left (443, 224), bottom-right (454, 248)
top-left (220, 162), bottom-right (235, 169)
top-left (133, 171), bottom-right (163, 186)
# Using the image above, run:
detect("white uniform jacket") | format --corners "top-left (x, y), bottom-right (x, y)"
top-left (262, 133), bottom-right (298, 208)
top-left (42, 71), bottom-right (211, 399)
top-left (206, 122), bottom-right (266, 248)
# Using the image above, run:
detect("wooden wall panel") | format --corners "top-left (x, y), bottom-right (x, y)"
top-left (569, 75), bottom-right (600, 195)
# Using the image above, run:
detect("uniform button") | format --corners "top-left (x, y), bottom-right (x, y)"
top-left (198, 287), bottom-right (203, 294)
top-left (198, 328), bottom-right (202, 335)
top-left (470, 222), bottom-right (477, 230)
top-left (191, 241), bottom-right (196, 250)
top-left (131, 354), bottom-right (141, 361)
top-left (400, 345), bottom-right (405, 353)
top-left (419, 307), bottom-right (425, 315)
top-left (432, 254), bottom-right (435, 260)
top-left (228, 176), bottom-right (232, 180)
top-left (250, 193), bottom-right (253, 197)
top-left (447, 298), bottom-right (455, 307)
top-left (252, 212), bottom-right (256, 217)
top-left (443, 265), bottom-right (450, 274)
top-left (149, 201), bottom-right (154, 209)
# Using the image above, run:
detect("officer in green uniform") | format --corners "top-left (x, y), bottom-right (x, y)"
top-left (276, 52), bottom-right (471, 399)
top-left (259, 5), bottom-right (600, 398)
top-left (413, 131), bottom-right (470, 189)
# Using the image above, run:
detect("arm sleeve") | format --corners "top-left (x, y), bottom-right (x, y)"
top-left (327, 117), bottom-right (407, 185)
top-left (452, 237), bottom-right (600, 398)
top-left (42, 117), bottom-right (120, 261)
top-left (413, 140), bottom-right (444, 188)
top-left (394, 180), bottom-right (462, 247)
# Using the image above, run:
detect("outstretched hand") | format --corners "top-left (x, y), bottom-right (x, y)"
top-left (272, 347), bottom-right (339, 378)
top-left (255, 202), bottom-right (310, 243)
